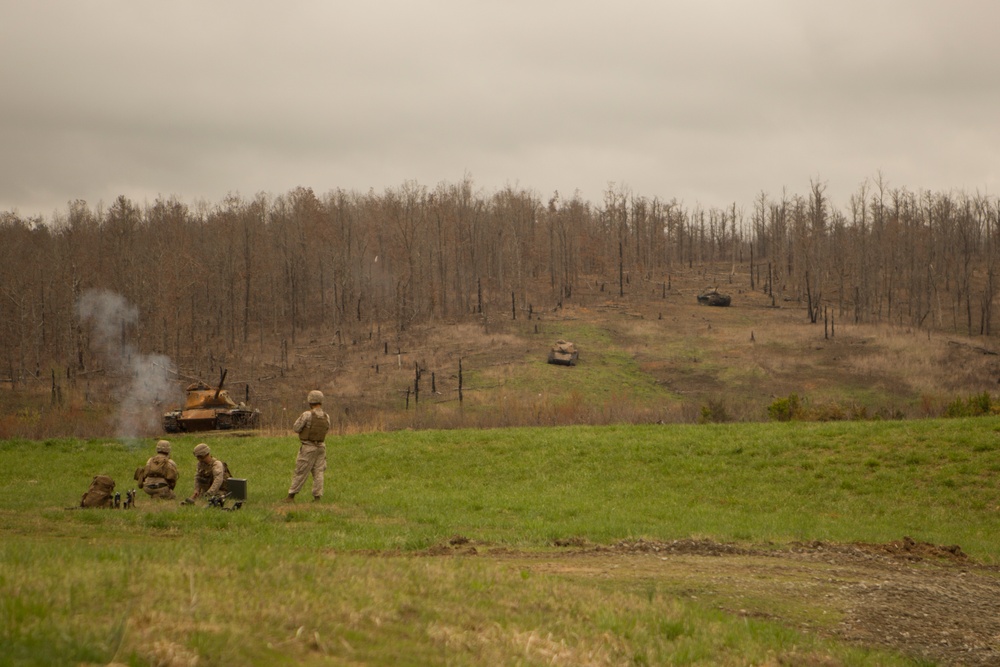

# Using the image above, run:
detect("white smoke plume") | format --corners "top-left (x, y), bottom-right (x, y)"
top-left (76, 289), bottom-right (182, 442)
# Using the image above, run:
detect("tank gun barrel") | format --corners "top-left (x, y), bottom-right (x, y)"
top-left (214, 368), bottom-right (228, 400)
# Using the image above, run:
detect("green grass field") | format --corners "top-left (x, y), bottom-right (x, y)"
top-left (3, 418), bottom-right (1000, 666)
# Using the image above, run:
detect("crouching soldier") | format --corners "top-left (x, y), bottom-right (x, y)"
top-left (182, 443), bottom-right (230, 505)
top-left (135, 439), bottom-right (179, 500)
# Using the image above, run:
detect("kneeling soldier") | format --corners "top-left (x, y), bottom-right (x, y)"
top-left (135, 439), bottom-right (179, 500)
top-left (182, 443), bottom-right (229, 505)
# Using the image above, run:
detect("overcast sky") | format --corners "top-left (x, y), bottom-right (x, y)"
top-left (2, 1), bottom-right (998, 220)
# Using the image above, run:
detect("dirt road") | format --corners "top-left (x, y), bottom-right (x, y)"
top-left (446, 537), bottom-right (1000, 666)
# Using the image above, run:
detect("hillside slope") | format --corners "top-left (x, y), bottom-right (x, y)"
top-left (3, 268), bottom-right (1000, 439)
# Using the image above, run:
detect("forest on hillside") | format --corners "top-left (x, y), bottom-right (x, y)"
top-left (2, 175), bottom-right (999, 388)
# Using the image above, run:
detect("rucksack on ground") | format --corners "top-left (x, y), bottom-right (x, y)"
top-left (80, 475), bottom-right (115, 508)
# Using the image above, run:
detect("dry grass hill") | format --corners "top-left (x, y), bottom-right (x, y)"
top-left (4, 265), bottom-right (1000, 439)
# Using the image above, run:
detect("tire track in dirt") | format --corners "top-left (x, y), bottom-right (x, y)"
top-left (423, 536), bottom-right (1000, 666)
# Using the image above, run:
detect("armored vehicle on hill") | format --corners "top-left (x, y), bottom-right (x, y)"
top-left (697, 288), bottom-right (731, 307)
top-left (547, 340), bottom-right (580, 366)
top-left (162, 370), bottom-right (260, 433)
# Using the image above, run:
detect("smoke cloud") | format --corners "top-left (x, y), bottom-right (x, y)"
top-left (76, 289), bottom-right (182, 442)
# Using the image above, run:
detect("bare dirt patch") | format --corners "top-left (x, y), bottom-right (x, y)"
top-left (421, 537), bottom-right (1000, 666)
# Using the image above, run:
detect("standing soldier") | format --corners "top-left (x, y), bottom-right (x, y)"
top-left (283, 390), bottom-right (331, 503)
top-left (135, 439), bottom-right (179, 499)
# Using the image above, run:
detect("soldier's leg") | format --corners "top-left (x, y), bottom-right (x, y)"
top-left (311, 448), bottom-right (327, 499)
top-left (289, 445), bottom-right (319, 495)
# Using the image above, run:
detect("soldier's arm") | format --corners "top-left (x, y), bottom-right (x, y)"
top-left (207, 460), bottom-right (226, 496)
top-left (292, 411), bottom-right (311, 434)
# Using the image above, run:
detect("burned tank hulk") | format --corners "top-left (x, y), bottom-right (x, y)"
top-left (548, 340), bottom-right (579, 366)
top-left (697, 288), bottom-right (731, 307)
top-left (162, 369), bottom-right (260, 433)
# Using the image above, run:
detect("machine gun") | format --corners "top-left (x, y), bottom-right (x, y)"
top-left (206, 478), bottom-right (247, 511)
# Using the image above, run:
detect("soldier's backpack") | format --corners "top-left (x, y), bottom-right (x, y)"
top-left (80, 475), bottom-right (116, 508)
top-left (146, 453), bottom-right (176, 482)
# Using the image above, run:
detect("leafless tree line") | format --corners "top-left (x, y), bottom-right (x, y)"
top-left (1, 175), bottom-right (998, 386)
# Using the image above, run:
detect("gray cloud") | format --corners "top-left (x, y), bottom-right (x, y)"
top-left (2, 0), bottom-right (998, 219)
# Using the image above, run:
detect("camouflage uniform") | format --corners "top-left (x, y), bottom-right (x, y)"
top-left (287, 391), bottom-right (332, 501)
top-left (189, 443), bottom-right (228, 501)
top-left (137, 441), bottom-right (179, 500)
